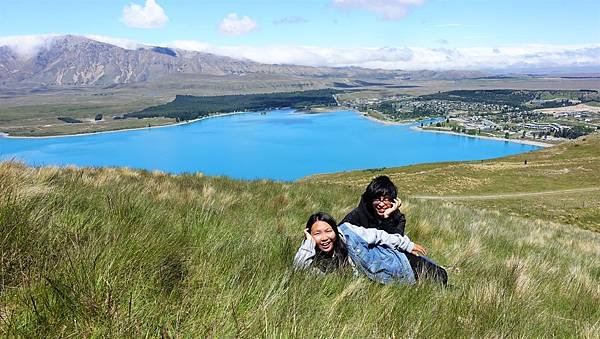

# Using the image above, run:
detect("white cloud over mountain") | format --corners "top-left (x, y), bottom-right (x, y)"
top-left (168, 41), bottom-right (600, 72)
top-left (332, 0), bottom-right (425, 20)
top-left (1, 34), bottom-right (599, 72)
top-left (0, 34), bottom-right (58, 58)
top-left (0, 34), bottom-right (146, 57)
top-left (84, 35), bottom-right (145, 50)
top-left (122, 0), bottom-right (169, 29)
top-left (218, 13), bottom-right (258, 36)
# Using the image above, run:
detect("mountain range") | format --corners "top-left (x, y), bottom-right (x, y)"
top-left (0, 35), bottom-right (487, 88)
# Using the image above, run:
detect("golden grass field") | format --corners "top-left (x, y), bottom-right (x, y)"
top-left (1, 131), bottom-right (599, 337)
top-left (306, 133), bottom-right (600, 232)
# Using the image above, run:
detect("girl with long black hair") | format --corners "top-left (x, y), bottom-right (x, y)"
top-left (294, 212), bottom-right (424, 285)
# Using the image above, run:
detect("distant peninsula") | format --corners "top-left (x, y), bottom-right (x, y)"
top-left (124, 89), bottom-right (340, 121)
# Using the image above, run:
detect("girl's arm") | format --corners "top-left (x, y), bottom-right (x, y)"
top-left (341, 222), bottom-right (415, 253)
top-left (293, 237), bottom-right (316, 269)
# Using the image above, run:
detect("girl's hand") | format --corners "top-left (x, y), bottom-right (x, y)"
top-left (383, 198), bottom-right (401, 219)
top-left (411, 243), bottom-right (427, 256)
top-left (304, 229), bottom-right (315, 245)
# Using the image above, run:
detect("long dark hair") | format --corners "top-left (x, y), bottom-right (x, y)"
top-left (306, 212), bottom-right (349, 273)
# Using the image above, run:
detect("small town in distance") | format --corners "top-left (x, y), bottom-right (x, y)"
top-left (338, 89), bottom-right (600, 143)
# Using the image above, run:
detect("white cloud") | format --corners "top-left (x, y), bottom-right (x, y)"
top-left (169, 40), bottom-right (211, 52)
top-left (122, 0), bottom-right (168, 29)
top-left (332, 0), bottom-right (425, 20)
top-left (0, 34), bottom-right (58, 57)
top-left (168, 40), bottom-right (600, 71)
top-left (0, 34), bottom-right (149, 58)
top-left (218, 13), bottom-right (257, 36)
top-left (1, 34), bottom-right (599, 72)
top-left (83, 35), bottom-right (145, 50)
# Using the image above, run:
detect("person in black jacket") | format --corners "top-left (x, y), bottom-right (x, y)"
top-left (341, 175), bottom-right (448, 286)
top-left (341, 175), bottom-right (407, 235)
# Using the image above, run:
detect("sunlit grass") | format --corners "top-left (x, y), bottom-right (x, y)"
top-left (307, 133), bottom-right (600, 231)
top-left (1, 160), bottom-right (598, 337)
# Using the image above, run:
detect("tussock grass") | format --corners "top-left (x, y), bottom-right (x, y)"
top-left (308, 133), bottom-right (600, 232)
top-left (1, 161), bottom-right (599, 337)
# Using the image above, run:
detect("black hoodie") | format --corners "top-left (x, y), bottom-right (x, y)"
top-left (340, 195), bottom-right (406, 236)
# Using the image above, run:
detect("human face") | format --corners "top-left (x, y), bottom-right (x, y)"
top-left (310, 220), bottom-right (337, 253)
top-left (372, 196), bottom-right (393, 218)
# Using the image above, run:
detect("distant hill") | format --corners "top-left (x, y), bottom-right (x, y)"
top-left (0, 35), bottom-right (487, 87)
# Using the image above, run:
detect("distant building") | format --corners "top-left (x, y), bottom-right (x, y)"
top-left (522, 122), bottom-right (565, 133)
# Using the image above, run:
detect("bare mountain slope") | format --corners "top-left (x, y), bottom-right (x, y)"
top-left (0, 35), bottom-right (486, 87)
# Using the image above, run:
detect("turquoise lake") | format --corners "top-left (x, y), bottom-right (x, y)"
top-left (0, 109), bottom-right (540, 181)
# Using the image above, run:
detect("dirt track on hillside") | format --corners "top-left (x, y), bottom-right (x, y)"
top-left (412, 187), bottom-right (600, 200)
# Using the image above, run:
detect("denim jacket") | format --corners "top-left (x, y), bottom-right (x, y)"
top-left (293, 222), bottom-right (416, 285)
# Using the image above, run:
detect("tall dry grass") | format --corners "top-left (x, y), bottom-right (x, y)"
top-left (1, 161), bottom-right (598, 337)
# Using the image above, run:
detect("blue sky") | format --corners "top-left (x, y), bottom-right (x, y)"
top-left (1, 0), bottom-right (599, 70)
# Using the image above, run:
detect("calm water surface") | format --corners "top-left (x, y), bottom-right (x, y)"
top-left (0, 109), bottom-right (540, 181)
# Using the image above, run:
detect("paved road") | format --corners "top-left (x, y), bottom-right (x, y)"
top-left (412, 187), bottom-right (600, 201)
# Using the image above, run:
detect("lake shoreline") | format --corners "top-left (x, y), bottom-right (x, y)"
top-left (410, 126), bottom-right (554, 147)
top-left (349, 110), bottom-right (413, 126)
top-left (1, 108), bottom-right (547, 181)
top-left (354, 109), bottom-right (554, 147)
top-left (0, 111), bottom-right (246, 139)
top-left (1, 108), bottom-right (553, 148)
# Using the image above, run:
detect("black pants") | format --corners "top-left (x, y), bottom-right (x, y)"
top-left (405, 252), bottom-right (448, 286)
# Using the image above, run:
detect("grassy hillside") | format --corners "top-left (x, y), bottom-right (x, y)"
top-left (1, 155), bottom-right (599, 336)
top-left (307, 133), bottom-right (600, 232)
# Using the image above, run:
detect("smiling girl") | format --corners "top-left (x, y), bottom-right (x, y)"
top-left (294, 212), bottom-right (428, 285)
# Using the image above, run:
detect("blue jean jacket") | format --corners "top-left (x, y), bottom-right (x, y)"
top-left (339, 223), bottom-right (416, 285)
